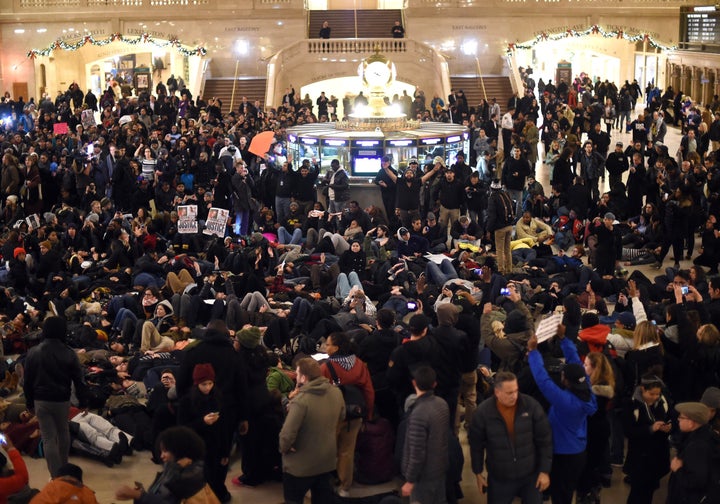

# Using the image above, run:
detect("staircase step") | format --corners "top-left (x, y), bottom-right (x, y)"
top-left (203, 78), bottom-right (267, 114)
top-left (451, 75), bottom-right (514, 115)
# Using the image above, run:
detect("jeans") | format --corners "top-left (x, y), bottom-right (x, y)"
top-left (275, 196), bottom-right (292, 224)
top-left (283, 471), bottom-right (333, 504)
top-left (506, 189), bottom-right (523, 219)
top-left (335, 271), bottom-right (362, 298)
top-left (512, 247), bottom-right (537, 264)
top-left (132, 272), bottom-right (162, 288)
top-left (112, 307), bottom-right (138, 332)
top-left (425, 259), bottom-right (458, 286)
top-left (35, 400), bottom-right (71, 477)
top-left (278, 226), bottom-right (303, 245)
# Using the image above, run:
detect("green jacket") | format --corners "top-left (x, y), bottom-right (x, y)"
top-left (279, 376), bottom-right (345, 477)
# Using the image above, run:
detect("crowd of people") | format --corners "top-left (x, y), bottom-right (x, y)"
top-left (0, 66), bottom-right (719, 504)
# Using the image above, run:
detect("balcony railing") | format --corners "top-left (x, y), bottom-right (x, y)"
top-left (12, 0), bottom-right (301, 9)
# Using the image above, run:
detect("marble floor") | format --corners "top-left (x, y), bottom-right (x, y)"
top-left (19, 111), bottom-right (684, 503)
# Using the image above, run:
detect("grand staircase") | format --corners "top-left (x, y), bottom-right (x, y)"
top-left (450, 75), bottom-right (514, 114)
top-left (201, 78), bottom-right (267, 114)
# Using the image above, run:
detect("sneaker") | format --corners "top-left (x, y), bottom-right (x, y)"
top-left (651, 262), bottom-right (662, 269)
top-left (337, 488), bottom-right (351, 498)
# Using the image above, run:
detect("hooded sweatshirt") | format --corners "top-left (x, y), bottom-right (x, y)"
top-left (578, 323), bottom-right (611, 354)
top-left (528, 337), bottom-right (598, 454)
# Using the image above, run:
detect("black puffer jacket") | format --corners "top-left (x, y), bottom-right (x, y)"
top-left (469, 393), bottom-right (553, 481)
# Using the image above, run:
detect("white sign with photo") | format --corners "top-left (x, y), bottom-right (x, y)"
top-left (203, 207), bottom-right (229, 237)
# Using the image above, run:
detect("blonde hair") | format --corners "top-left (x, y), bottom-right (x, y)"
top-left (585, 352), bottom-right (616, 390)
top-left (633, 320), bottom-right (662, 352)
top-left (697, 324), bottom-right (720, 346)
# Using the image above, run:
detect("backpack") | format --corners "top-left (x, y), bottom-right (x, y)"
top-left (326, 360), bottom-right (367, 420)
top-left (497, 191), bottom-right (514, 227)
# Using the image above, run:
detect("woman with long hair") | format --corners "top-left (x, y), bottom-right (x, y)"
top-left (577, 352), bottom-right (617, 504)
top-left (624, 320), bottom-right (664, 389)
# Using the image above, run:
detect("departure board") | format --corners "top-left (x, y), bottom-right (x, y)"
top-left (681, 6), bottom-right (720, 49)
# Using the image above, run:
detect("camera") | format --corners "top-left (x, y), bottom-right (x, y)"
top-left (500, 287), bottom-right (511, 296)
top-left (406, 300), bottom-right (417, 311)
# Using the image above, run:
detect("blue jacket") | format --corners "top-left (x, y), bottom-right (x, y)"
top-left (528, 338), bottom-right (597, 455)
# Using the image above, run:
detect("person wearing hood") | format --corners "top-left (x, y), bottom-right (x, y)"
top-left (528, 329), bottom-right (598, 504)
top-left (578, 312), bottom-right (611, 356)
top-left (138, 299), bottom-right (176, 354)
top-left (319, 331), bottom-right (374, 497)
top-left (175, 320), bottom-right (248, 500)
top-left (280, 357), bottom-right (345, 504)
top-left (480, 284), bottom-right (533, 372)
top-left (434, 302), bottom-right (467, 431)
top-left (232, 326), bottom-right (281, 488)
top-left (23, 316), bottom-right (89, 477)
top-left (623, 374), bottom-right (672, 504)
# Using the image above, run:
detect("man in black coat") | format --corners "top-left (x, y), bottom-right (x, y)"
top-left (605, 141), bottom-right (629, 191)
top-left (469, 371), bottom-right (552, 503)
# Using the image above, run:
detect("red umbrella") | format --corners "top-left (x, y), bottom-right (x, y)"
top-left (248, 131), bottom-right (276, 157)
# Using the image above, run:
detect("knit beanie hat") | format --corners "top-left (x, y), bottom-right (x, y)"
top-left (42, 316), bottom-right (67, 340)
top-left (504, 309), bottom-right (528, 333)
top-left (13, 247), bottom-right (26, 259)
top-left (236, 326), bottom-right (262, 349)
top-left (563, 363), bottom-right (592, 401)
top-left (192, 363), bottom-right (216, 385)
top-left (581, 312), bottom-right (600, 329)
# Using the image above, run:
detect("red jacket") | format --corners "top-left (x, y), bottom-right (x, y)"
top-left (321, 356), bottom-right (375, 420)
top-left (0, 448), bottom-right (29, 504)
top-left (579, 324), bottom-right (611, 354)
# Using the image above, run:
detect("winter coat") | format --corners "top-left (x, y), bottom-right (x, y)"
top-left (529, 338), bottom-right (597, 455)
top-left (469, 393), bottom-right (553, 481)
top-left (481, 302), bottom-right (533, 371)
top-left (321, 354), bottom-right (375, 420)
top-left (622, 386), bottom-right (671, 482)
top-left (278, 376), bottom-right (345, 477)
top-left (667, 425), bottom-right (716, 504)
top-left (401, 392), bottom-right (449, 483)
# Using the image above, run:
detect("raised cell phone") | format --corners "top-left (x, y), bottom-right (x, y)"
top-left (500, 287), bottom-right (511, 296)
top-left (681, 286), bottom-right (689, 295)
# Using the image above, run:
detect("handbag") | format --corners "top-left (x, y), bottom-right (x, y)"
top-left (182, 483), bottom-right (220, 504)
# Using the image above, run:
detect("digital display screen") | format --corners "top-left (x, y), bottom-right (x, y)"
top-left (353, 157), bottom-right (382, 175)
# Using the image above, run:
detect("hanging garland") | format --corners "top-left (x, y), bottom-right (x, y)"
top-left (505, 24), bottom-right (676, 55)
top-left (27, 32), bottom-right (207, 60)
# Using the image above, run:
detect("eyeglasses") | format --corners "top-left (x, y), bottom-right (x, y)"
top-left (144, 292), bottom-right (153, 296)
